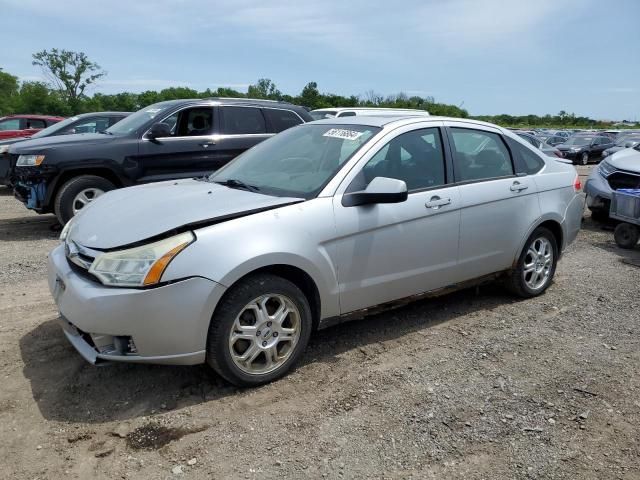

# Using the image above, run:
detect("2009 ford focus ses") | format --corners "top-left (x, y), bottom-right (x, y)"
top-left (49, 116), bottom-right (584, 386)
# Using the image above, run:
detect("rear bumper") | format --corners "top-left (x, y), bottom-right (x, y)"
top-left (584, 169), bottom-right (612, 210)
top-left (48, 244), bottom-right (227, 365)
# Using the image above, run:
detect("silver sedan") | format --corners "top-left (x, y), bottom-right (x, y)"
top-left (49, 116), bottom-right (584, 386)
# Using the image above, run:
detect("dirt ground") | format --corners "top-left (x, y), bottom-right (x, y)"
top-left (1, 165), bottom-right (639, 479)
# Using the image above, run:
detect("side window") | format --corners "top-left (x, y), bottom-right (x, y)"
top-left (159, 107), bottom-right (213, 137)
top-left (69, 117), bottom-right (111, 134)
top-left (26, 119), bottom-right (46, 129)
top-left (348, 128), bottom-right (446, 192)
top-left (339, 111), bottom-right (356, 117)
top-left (263, 108), bottom-right (303, 132)
top-left (221, 106), bottom-right (266, 135)
top-left (450, 128), bottom-right (514, 182)
top-left (0, 118), bottom-right (21, 131)
top-left (507, 138), bottom-right (545, 175)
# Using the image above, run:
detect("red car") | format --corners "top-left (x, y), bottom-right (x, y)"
top-left (0, 114), bottom-right (65, 140)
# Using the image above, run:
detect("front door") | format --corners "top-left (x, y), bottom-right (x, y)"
top-left (332, 125), bottom-right (461, 314)
top-left (446, 124), bottom-right (541, 281)
top-left (135, 106), bottom-right (224, 183)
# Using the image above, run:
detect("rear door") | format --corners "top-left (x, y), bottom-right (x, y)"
top-left (445, 122), bottom-right (541, 281)
top-left (135, 106), bottom-right (222, 183)
top-left (215, 106), bottom-right (272, 166)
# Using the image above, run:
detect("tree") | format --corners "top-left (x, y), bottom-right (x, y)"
top-left (247, 78), bottom-right (281, 100)
top-left (0, 69), bottom-right (19, 115)
top-left (32, 49), bottom-right (106, 107)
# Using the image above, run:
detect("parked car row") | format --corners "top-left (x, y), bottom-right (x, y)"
top-left (0, 112), bottom-right (131, 185)
top-left (510, 128), bottom-right (640, 165)
top-left (3, 99), bottom-right (312, 223)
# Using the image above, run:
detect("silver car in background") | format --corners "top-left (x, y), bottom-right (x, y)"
top-left (49, 116), bottom-right (584, 386)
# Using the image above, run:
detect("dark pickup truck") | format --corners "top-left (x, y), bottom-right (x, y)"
top-left (11, 98), bottom-right (311, 223)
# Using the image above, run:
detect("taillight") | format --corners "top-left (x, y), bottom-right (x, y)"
top-left (573, 175), bottom-right (582, 192)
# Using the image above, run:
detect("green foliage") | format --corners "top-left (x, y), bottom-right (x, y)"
top-left (32, 49), bottom-right (106, 107)
top-left (0, 69), bottom-right (19, 115)
top-left (2, 59), bottom-right (626, 128)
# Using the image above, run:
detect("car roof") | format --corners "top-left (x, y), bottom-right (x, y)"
top-left (313, 107), bottom-right (427, 112)
top-left (310, 115), bottom-right (500, 129)
top-left (1, 114), bottom-right (65, 120)
top-left (151, 98), bottom-right (302, 109)
top-left (73, 111), bottom-right (133, 117)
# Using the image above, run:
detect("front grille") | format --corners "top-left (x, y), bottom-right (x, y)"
top-left (608, 171), bottom-right (640, 190)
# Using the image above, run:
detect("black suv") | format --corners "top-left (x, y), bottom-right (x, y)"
top-left (555, 134), bottom-right (614, 165)
top-left (0, 111), bottom-right (131, 186)
top-left (11, 98), bottom-right (312, 223)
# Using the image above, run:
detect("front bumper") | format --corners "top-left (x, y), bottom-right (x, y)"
top-left (48, 244), bottom-right (227, 365)
top-left (584, 168), bottom-right (612, 210)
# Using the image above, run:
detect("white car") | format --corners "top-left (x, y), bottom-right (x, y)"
top-left (310, 107), bottom-right (429, 120)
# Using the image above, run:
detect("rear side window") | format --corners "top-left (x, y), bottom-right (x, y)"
top-left (221, 106), bottom-right (266, 134)
top-left (26, 119), bottom-right (46, 129)
top-left (338, 111), bottom-right (356, 117)
top-left (263, 108), bottom-right (303, 132)
top-left (450, 128), bottom-right (514, 182)
top-left (507, 138), bottom-right (545, 175)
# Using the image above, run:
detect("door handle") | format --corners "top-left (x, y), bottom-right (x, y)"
top-left (199, 141), bottom-right (216, 148)
top-left (510, 181), bottom-right (528, 192)
top-left (425, 196), bottom-right (451, 209)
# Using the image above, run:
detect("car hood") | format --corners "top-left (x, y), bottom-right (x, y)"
top-left (0, 137), bottom-right (27, 147)
top-left (607, 148), bottom-right (640, 173)
top-left (68, 179), bottom-right (304, 249)
top-left (9, 133), bottom-right (115, 154)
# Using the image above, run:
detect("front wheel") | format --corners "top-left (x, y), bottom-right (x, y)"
top-left (580, 152), bottom-right (589, 165)
top-left (54, 175), bottom-right (115, 224)
top-left (206, 274), bottom-right (312, 386)
top-left (505, 227), bottom-right (558, 298)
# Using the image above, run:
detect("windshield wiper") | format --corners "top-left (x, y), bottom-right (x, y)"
top-left (98, 130), bottom-right (113, 135)
top-left (215, 179), bottom-right (261, 192)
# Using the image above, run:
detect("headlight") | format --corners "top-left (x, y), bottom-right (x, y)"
top-left (89, 231), bottom-right (195, 287)
top-left (0, 145), bottom-right (9, 154)
top-left (602, 150), bottom-right (609, 157)
top-left (59, 218), bottom-right (74, 241)
top-left (16, 154), bottom-right (45, 166)
top-left (598, 161), bottom-right (616, 178)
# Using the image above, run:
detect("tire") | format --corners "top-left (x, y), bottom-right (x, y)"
top-left (505, 227), bottom-right (558, 298)
top-left (614, 223), bottom-right (639, 249)
top-left (580, 152), bottom-right (589, 165)
top-left (54, 175), bottom-right (115, 224)
top-left (206, 273), bottom-right (313, 387)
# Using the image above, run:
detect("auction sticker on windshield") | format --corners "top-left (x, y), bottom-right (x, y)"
top-left (323, 128), bottom-right (365, 140)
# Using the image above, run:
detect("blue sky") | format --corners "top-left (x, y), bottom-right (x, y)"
top-left (3, 0), bottom-right (639, 120)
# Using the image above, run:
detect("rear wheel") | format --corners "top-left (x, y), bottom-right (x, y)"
top-left (505, 227), bottom-right (558, 298)
top-left (614, 223), bottom-right (639, 249)
top-left (54, 175), bottom-right (115, 224)
top-left (206, 274), bottom-right (312, 386)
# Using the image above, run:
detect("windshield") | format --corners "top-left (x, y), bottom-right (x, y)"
top-left (106, 102), bottom-right (172, 135)
top-left (30, 116), bottom-right (79, 138)
top-left (309, 111), bottom-right (336, 120)
top-left (209, 124), bottom-right (380, 199)
top-left (564, 136), bottom-right (592, 146)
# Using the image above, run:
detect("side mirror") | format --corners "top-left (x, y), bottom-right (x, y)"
top-left (342, 177), bottom-right (408, 207)
top-left (147, 122), bottom-right (172, 140)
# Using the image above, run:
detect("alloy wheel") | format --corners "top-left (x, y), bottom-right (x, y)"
top-left (228, 294), bottom-right (301, 375)
top-left (523, 237), bottom-right (554, 290)
top-left (72, 188), bottom-right (105, 214)
top-left (581, 152), bottom-right (589, 165)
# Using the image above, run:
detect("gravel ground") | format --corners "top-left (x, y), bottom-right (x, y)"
top-left (1, 166), bottom-right (639, 479)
